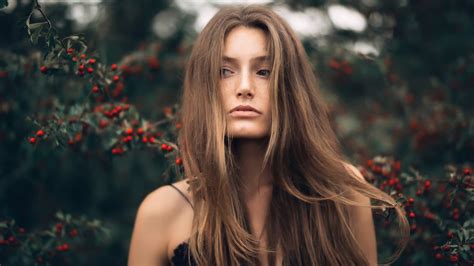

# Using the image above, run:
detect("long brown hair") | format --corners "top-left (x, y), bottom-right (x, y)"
top-left (177, 4), bottom-right (409, 265)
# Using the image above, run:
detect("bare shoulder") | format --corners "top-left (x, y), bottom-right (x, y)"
top-left (342, 161), bottom-right (378, 265)
top-left (342, 161), bottom-right (366, 183)
top-left (128, 179), bottom-right (193, 266)
top-left (341, 161), bottom-right (372, 205)
top-left (141, 179), bottom-right (192, 215)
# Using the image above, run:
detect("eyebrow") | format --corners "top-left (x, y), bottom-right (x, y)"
top-left (222, 55), bottom-right (272, 64)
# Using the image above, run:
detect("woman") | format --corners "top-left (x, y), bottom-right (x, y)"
top-left (128, 4), bottom-right (409, 266)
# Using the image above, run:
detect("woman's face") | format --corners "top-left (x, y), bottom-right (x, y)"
top-left (220, 26), bottom-right (272, 139)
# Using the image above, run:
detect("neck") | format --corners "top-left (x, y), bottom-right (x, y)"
top-left (231, 138), bottom-right (273, 198)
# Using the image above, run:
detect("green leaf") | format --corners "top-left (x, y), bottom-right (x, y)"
top-left (29, 27), bottom-right (43, 45)
top-left (69, 104), bottom-right (84, 116)
top-left (463, 220), bottom-right (471, 228)
top-left (56, 211), bottom-right (64, 220)
top-left (27, 22), bottom-right (49, 31)
top-left (0, 0), bottom-right (8, 9)
top-left (458, 228), bottom-right (465, 241)
top-left (0, 221), bottom-right (8, 228)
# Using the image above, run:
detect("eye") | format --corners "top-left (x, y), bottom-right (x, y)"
top-left (220, 68), bottom-right (233, 78)
top-left (257, 69), bottom-right (271, 77)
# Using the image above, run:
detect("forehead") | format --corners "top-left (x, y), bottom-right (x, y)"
top-left (222, 26), bottom-right (269, 61)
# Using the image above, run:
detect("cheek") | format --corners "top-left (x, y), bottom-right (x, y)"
top-left (219, 83), bottom-right (233, 107)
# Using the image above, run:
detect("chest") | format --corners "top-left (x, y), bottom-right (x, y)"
top-left (166, 211), bottom-right (283, 265)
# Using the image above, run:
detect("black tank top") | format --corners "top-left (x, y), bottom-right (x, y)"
top-left (168, 184), bottom-right (197, 266)
top-left (167, 184), bottom-right (288, 265)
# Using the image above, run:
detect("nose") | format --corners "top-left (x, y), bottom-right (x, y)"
top-left (236, 70), bottom-right (254, 99)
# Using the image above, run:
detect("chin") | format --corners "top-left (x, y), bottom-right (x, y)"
top-left (226, 127), bottom-right (269, 139)
top-left (227, 133), bottom-right (269, 139)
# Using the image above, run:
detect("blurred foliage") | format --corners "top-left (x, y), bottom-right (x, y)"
top-left (0, 0), bottom-right (473, 265)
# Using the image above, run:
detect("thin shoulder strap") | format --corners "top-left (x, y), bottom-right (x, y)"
top-left (168, 183), bottom-right (194, 210)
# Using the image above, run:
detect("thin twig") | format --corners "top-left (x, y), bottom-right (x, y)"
top-left (33, 0), bottom-right (52, 29)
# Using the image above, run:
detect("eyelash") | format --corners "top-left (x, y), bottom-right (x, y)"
top-left (220, 68), bottom-right (271, 78)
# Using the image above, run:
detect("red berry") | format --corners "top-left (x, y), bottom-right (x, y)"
top-left (111, 64), bottom-right (118, 71)
top-left (99, 120), bottom-right (109, 129)
top-left (166, 145), bottom-right (173, 152)
top-left (424, 180), bottom-right (431, 188)
top-left (80, 54), bottom-right (86, 59)
top-left (149, 137), bottom-right (156, 143)
top-left (163, 106), bottom-right (173, 116)
top-left (141, 137), bottom-right (148, 143)
top-left (409, 211), bottom-right (415, 218)
top-left (408, 197), bottom-right (415, 204)
top-left (112, 147), bottom-right (124, 155)
top-left (69, 228), bottom-right (78, 237)
top-left (388, 178), bottom-right (396, 186)
top-left (416, 190), bottom-right (423, 196)
top-left (67, 48), bottom-right (74, 54)
top-left (148, 57), bottom-right (160, 69)
top-left (137, 128), bottom-right (144, 135)
top-left (443, 245), bottom-right (450, 251)
top-left (435, 253), bottom-right (443, 260)
top-left (464, 167), bottom-right (473, 175)
top-left (36, 129), bottom-right (45, 137)
top-left (29, 137), bottom-right (37, 144)
top-left (447, 231), bottom-right (454, 238)
top-left (125, 128), bottom-right (133, 135)
top-left (329, 58), bottom-right (340, 70)
top-left (176, 158), bottom-right (182, 165)
top-left (92, 85), bottom-right (100, 93)
top-left (113, 75), bottom-right (120, 82)
top-left (74, 133), bottom-right (82, 142)
top-left (87, 67), bottom-right (94, 73)
top-left (88, 58), bottom-right (96, 64)
top-left (450, 254), bottom-right (458, 262)
top-left (55, 222), bottom-right (62, 231)
top-left (161, 143), bottom-right (168, 151)
top-left (453, 213), bottom-right (459, 220)
top-left (393, 160), bottom-right (401, 171)
top-left (342, 62), bottom-right (353, 75)
top-left (72, 56), bottom-right (78, 61)
top-left (366, 159), bottom-right (373, 167)
top-left (424, 212), bottom-right (435, 220)
top-left (40, 66), bottom-right (48, 73)
top-left (78, 64), bottom-right (85, 71)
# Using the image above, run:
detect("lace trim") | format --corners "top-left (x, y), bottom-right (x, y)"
top-left (171, 242), bottom-right (195, 266)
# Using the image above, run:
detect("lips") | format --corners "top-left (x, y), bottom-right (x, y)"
top-left (229, 105), bottom-right (261, 114)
